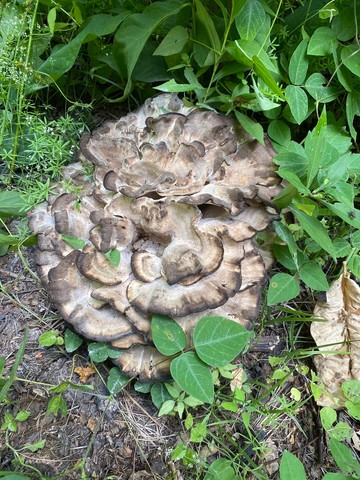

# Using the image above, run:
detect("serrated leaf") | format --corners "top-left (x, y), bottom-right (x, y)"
top-left (64, 328), bottom-right (83, 353)
top-left (193, 316), bottom-right (254, 367)
top-left (107, 367), bottom-right (129, 394)
top-left (170, 352), bottom-right (214, 403)
top-left (289, 39), bottom-right (308, 85)
top-left (289, 206), bottom-right (336, 260)
top-left (151, 315), bottom-right (186, 356)
top-left (299, 263), bottom-right (329, 291)
top-left (279, 451), bottom-right (307, 480)
top-left (285, 85), bottom-right (308, 124)
top-left (61, 234), bottom-right (86, 250)
top-left (235, 111), bottom-right (264, 144)
top-left (267, 273), bottom-right (300, 305)
top-left (153, 25), bottom-right (188, 56)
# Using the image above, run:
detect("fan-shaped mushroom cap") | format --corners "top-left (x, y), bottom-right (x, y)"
top-left (29, 94), bottom-right (280, 380)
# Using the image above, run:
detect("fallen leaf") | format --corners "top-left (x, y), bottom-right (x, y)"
top-left (230, 367), bottom-right (244, 392)
top-left (86, 418), bottom-right (97, 432)
top-left (311, 264), bottom-right (360, 407)
top-left (74, 365), bottom-right (96, 383)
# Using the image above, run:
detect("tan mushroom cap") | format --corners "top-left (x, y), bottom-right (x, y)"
top-left (29, 94), bottom-right (281, 381)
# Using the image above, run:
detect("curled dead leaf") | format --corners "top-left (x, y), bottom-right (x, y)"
top-left (230, 367), bottom-right (244, 392)
top-left (311, 264), bottom-right (360, 407)
top-left (74, 365), bottom-right (96, 383)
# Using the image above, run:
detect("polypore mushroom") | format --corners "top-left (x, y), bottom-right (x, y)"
top-left (29, 94), bottom-right (280, 381)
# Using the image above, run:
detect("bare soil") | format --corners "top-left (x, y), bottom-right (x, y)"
top-left (0, 248), bottom-right (358, 479)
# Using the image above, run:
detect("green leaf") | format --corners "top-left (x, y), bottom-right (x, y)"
top-left (289, 39), bottom-right (308, 85)
top-left (153, 25), bottom-right (188, 56)
top-left (47, 394), bottom-right (67, 417)
top-left (341, 45), bottom-right (360, 77)
top-left (0, 191), bottom-right (28, 218)
top-left (170, 352), bottom-right (214, 403)
top-left (134, 381), bottom-right (152, 394)
top-left (299, 263), bottom-right (329, 291)
top-left (348, 255), bottom-right (360, 278)
top-left (280, 451), bottom-right (306, 480)
top-left (154, 79), bottom-right (202, 93)
top-left (227, 39), bottom-right (278, 73)
top-left (289, 206), bottom-right (336, 260)
top-left (195, 0), bottom-right (221, 53)
top-left (342, 380), bottom-right (360, 405)
top-left (268, 120), bottom-right (291, 146)
top-left (351, 231), bottom-right (360, 249)
top-left (346, 90), bottom-right (360, 140)
top-left (104, 248), bottom-right (121, 267)
top-left (322, 202), bottom-right (360, 230)
top-left (267, 273), bottom-right (300, 305)
top-left (24, 439), bottom-right (46, 453)
top-left (322, 474), bottom-right (355, 480)
top-left (88, 342), bottom-right (120, 362)
top-left (329, 438), bottom-right (360, 476)
top-left (333, 238), bottom-right (352, 258)
top-left (277, 170), bottom-right (310, 195)
top-left (107, 367), bottom-right (129, 394)
top-left (285, 85), bottom-right (308, 124)
top-left (114, 1), bottom-right (188, 99)
top-left (273, 221), bottom-right (299, 266)
top-left (61, 234), bottom-right (86, 250)
top-left (204, 458), bottom-right (237, 480)
top-left (308, 27), bottom-right (338, 56)
top-left (39, 13), bottom-right (128, 80)
top-left (47, 7), bottom-right (56, 36)
top-left (151, 314), bottom-right (187, 356)
top-left (64, 328), bottom-right (83, 353)
top-left (305, 73), bottom-right (342, 103)
top-left (194, 316), bottom-right (254, 367)
top-left (38, 330), bottom-right (63, 347)
top-left (235, 111), bottom-right (264, 144)
top-left (0, 475), bottom-right (30, 480)
top-left (151, 383), bottom-right (173, 409)
top-left (235, 0), bottom-right (266, 41)
top-left (158, 399), bottom-right (176, 416)
top-left (253, 56), bottom-right (285, 99)
top-left (305, 107), bottom-right (327, 188)
top-left (15, 411), bottom-right (30, 422)
top-left (345, 401), bottom-right (360, 421)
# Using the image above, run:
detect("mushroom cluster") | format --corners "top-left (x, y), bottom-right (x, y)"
top-left (29, 94), bottom-right (280, 381)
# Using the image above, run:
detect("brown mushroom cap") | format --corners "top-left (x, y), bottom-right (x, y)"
top-left (29, 94), bottom-right (280, 380)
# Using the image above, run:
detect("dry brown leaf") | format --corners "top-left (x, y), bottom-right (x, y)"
top-left (74, 365), bottom-right (96, 383)
top-left (230, 367), bottom-right (244, 392)
top-left (311, 265), bottom-right (360, 407)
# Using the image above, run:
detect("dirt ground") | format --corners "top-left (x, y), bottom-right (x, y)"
top-left (0, 248), bottom-right (358, 479)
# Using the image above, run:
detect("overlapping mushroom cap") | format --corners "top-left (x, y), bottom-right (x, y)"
top-left (29, 94), bottom-right (280, 381)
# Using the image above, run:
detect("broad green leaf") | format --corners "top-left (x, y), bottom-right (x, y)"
top-left (273, 151), bottom-right (308, 179)
top-left (107, 367), bottom-right (129, 394)
top-left (268, 120), bottom-right (291, 146)
top-left (289, 39), bottom-right (308, 85)
top-left (329, 438), bottom-right (360, 476)
top-left (346, 90), bottom-right (360, 140)
top-left (277, 170), bottom-right (310, 195)
top-left (351, 231), bottom-right (360, 249)
top-left (345, 401), bottom-right (360, 421)
top-left (329, 422), bottom-right (353, 442)
top-left (279, 450), bottom-right (306, 480)
top-left (154, 79), bottom-right (203, 93)
top-left (64, 329), bottom-right (83, 353)
top-left (0, 191), bottom-right (28, 217)
top-left (88, 342), bottom-right (120, 362)
top-left (285, 85), bottom-right (308, 124)
top-left (267, 273), bottom-right (300, 305)
top-left (272, 244), bottom-right (297, 271)
top-left (235, 0), bottom-right (266, 41)
top-left (299, 263), bottom-right (329, 291)
top-left (235, 110), bottom-right (264, 144)
top-left (15, 411), bottom-right (30, 422)
top-left (332, 7), bottom-right (356, 41)
top-left (204, 458), bottom-right (237, 480)
top-left (61, 234), bottom-right (86, 250)
top-left (253, 56), bottom-right (285, 99)
top-left (170, 352), bottom-right (214, 403)
top-left (104, 248), bottom-right (121, 267)
top-left (343, 380), bottom-right (360, 405)
top-left (320, 406), bottom-right (336, 430)
top-left (151, 383), bottom-right (173, 409)
top-left (47, 7), bottom-right (56, 36)
top-left (195, 0), bottom-right (221, 53)
top-left (134, 381), bottom-right (152, 394)
top-left (305, 107), bottom-right (327, 188)
top-left (305, 73), bottom-right (342, 103)
top-left (0, 475), bottom-right (30, 480)
top-left (341, 45), bottom-right (360, 77)
top-left (228, 39), bottom-right (278, 73)
top-left (38, 330), bottom-right (63, 347)
top-left (47, 393), bottom-right (67, 417)
top-left (273, 221), bottom-right (299, 266)
top-left (151, 314), bottom-right (187, 356)
top-left (308, 27), bottom-right (338, 56)
top-left (158, 399), bottom-right (176, 416)
top-left (289, 206), bottom-right (336, 259)
top-left (153, 25), bottom-right (188, 56)
top-left (24, 439), bottom-right (46, 453)
top-left (333, 238), bottom-right (352, 258)
top-left (193, 316), bottom-right (254, 367)
top-left (114, 1), bottom-right (188, 99)
top-left (322, 202), bottom-right (360, 230)
top-left (38, 13), bottom-right (128, 79)
top-left (324, 182), bottom-right (354, 207)
top-left (0, 233), bottom-right (21, 246)
top-left (322, 474), bottom-right (356, 479)
top-left (348, 255), bottom-right (360, 279)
